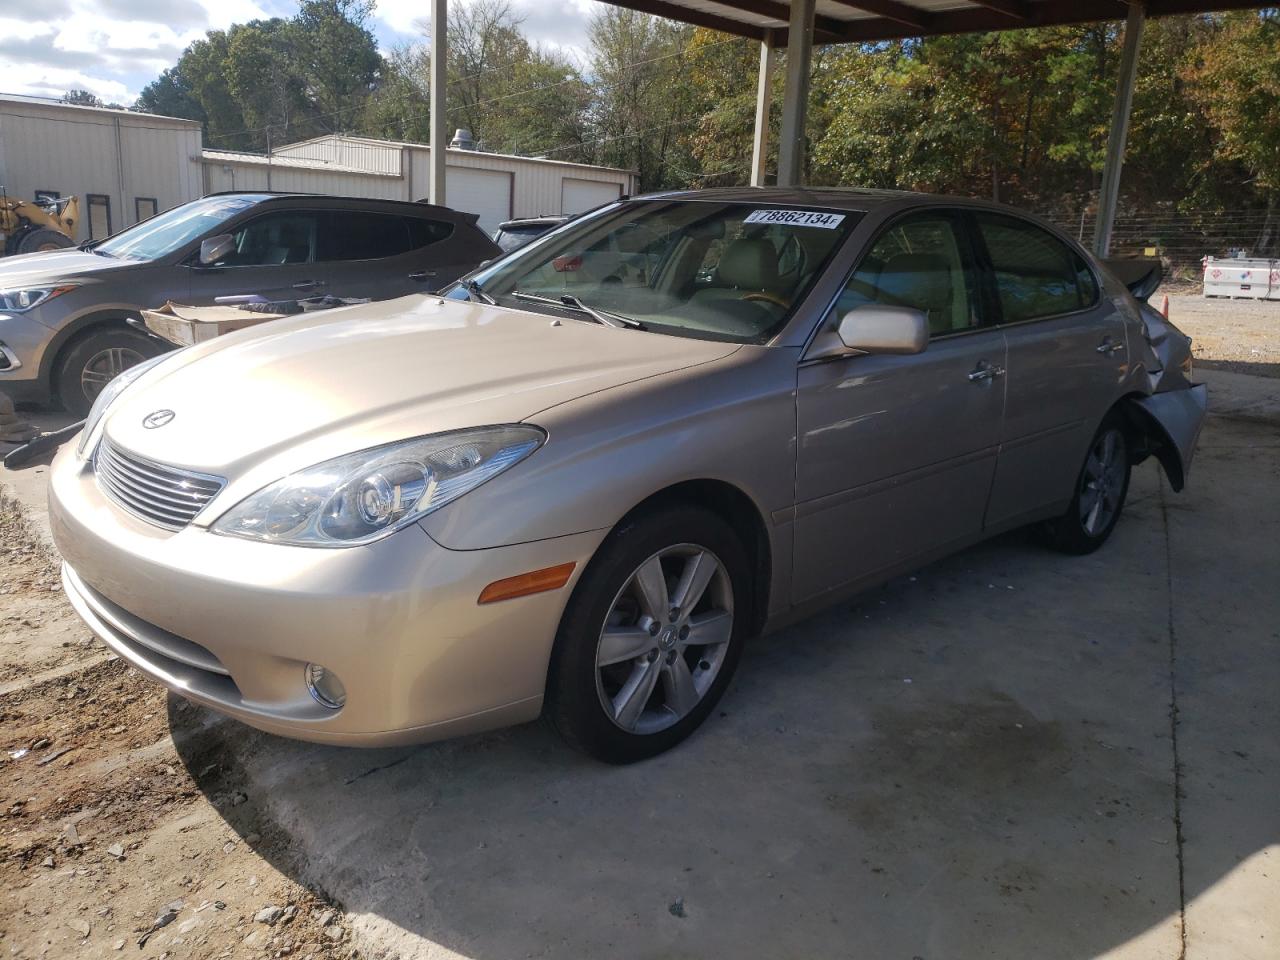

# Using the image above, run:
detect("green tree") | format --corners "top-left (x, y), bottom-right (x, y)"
top-left (586, 8), bottom-right (700, 190)
top-left (225, 19), bottom-right (309, 147)
top-left (135, 67), bottom-right (205, 124)
top-left (289, 0), bottom-right (382, 133)
top-left (63, 89), bottom-right (103, 107)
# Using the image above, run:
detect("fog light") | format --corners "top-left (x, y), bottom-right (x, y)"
top-left (304, 663), bottom-right (346, 709)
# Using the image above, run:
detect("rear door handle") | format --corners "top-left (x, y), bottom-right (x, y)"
top-left (408, 270), bottom-right (438, 283)
top-left (968, 362), bottom-right (1006, 383)
top-left (1096, 337), bottom-right (1126, 355)
top-left (292, 280), bottom-right (326, 290)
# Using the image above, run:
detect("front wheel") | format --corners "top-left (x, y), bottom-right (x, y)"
top-left (1042, 418), bottom-right (1131, 555)
top-left (55, 326), bottom-right (164, 417)
top-left (546, 506), bottom-right (750, 764)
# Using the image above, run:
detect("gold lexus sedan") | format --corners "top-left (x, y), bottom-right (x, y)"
top-left (48, 189), bottom-right (1207, 763)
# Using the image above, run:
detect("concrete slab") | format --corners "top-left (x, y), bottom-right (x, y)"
top-left (4, 403), bottom-right (1275, 960)
top-left (1167, 416), bottom-right (1280, 960)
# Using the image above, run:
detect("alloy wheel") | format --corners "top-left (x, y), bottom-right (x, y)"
top-left (595, 544), bottom-right (734, 735)
top-left (80, 347), bottom-right (145, 401)
top-left (1079, 429), bottom-right (1126, 536)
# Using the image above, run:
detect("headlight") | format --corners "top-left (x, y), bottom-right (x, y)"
top-left (0, 285), bottom-right (76, 312)
top-left (212, 425), bottom-right (546, 547)
top-left (76, 352), bottom-right (170, 456)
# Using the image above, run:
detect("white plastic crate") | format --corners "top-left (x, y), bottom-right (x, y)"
top-left (1202, 256), bottom-right (1280, 299)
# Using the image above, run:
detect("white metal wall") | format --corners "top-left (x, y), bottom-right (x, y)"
top-left (271, 136), bottom-right (402, 175)
top-left (202, 156), bottom-right (405, 199)
top-left (409, 145), bottom-right (633, 221)
top-left (0, 98), bottom-right (202, 242)
top-left (204, 139), bottom-right (633, 231)
top-left (562, 177), bottom-right (623, 215)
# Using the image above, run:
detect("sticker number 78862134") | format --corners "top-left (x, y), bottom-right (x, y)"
top-left (743, 209), bottom-right (846, 229)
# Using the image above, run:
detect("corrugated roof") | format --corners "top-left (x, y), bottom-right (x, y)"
top-left (0, 93), bottom-right (201, 127)
top-left (273, 134), bottom-right (638, 177)
top-left (200, 149), bottom-right (398, 177)
top-left (597, 0), bottom-right (1271, 44)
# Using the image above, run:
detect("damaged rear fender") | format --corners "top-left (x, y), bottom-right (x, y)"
top-left (1118, 385), bottom-right (1209, 492)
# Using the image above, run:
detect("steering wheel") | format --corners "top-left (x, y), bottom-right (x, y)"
top-left (741, 291), bottom-right (791, 309)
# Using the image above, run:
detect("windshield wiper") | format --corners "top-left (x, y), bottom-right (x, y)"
top-left (465, 278), bottom-right (496, 305)
top-left (511, 290), bottom-right (643, 329)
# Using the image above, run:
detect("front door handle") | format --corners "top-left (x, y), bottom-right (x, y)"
top-left (968, 362), bottom-right (1006, 383)
top-left (292, 280), bottom-right (326, 291)
top-left (408, 270), bottom-right (438, 283)
top-left (1096, 337), bottom-right (1126, 355)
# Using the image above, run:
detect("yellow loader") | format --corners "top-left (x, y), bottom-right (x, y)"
top-left (0, 192), bottom-right (80, 256)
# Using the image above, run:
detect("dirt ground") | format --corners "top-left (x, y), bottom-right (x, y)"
top-left (1163, 291), bottom-right (1280, 378)
top-left (0, 496), bottom-right (355, 960)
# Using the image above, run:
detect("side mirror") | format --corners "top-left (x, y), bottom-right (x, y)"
top-left (198, 234), bottom-right (235, 266)
top-left (836, 305), bottom-right (928, 355)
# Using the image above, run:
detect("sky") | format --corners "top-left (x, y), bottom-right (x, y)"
top-left (0, 0), bottom-right (604, 107)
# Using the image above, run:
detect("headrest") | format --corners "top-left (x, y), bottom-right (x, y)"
top-left (718, 237), bottom-right (780, 291)
top-left (877, 253), bottom-right (952, 313)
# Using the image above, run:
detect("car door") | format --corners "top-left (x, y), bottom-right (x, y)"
top-left (309, 210), bottom-right (450, 299)
top-left (971, 212), bottom-right (1129, 528)
top-left (792, 209), bottom-right (1007, 604)
top-left (186, 210), bottom-right (324, 304)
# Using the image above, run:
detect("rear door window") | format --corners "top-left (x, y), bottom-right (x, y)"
top-left (975, 214), bottom-right (1098, 322)
top-left (317, 211), bottom-right (413, 262)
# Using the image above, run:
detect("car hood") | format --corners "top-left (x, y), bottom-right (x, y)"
top-left (0, 248), bottom-right (137, 286)
top-left (102, 294), bottom-right (740, 508)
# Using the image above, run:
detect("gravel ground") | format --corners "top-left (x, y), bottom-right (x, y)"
top-left (0, 494), bottom-right (355, 960)
top-left (1161, 291), bottom-right (1280, 378)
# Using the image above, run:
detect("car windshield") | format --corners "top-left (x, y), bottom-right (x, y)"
top-left (453, 200), bottom-right (859, 343)
top-left (96, 195), bottom-right (261, 261)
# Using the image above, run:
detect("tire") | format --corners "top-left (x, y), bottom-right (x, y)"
top-left (55, 326), bottom-right (163, 418)
top-left (1042, 416), bottom-right (1131, 555)
top-left (15, 227), bottom-right (73, 254)
top-left (546, 505), bottom-right (751, 764)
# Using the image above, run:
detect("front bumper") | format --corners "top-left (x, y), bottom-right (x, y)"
top-left (49, 444), bottom-right (606, 746)
top-left (0, 313), bottom-right (49, 398)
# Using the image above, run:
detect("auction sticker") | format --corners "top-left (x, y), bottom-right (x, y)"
top-left (744, 209), bottom-right (846, 229)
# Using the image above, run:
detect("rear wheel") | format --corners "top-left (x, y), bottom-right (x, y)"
top-left (1043, 418), bottom-right (1131, 555)
top-left (55, 327), bottom-right (163, 417)
top-left (546, 506), bottom-right (749, 763)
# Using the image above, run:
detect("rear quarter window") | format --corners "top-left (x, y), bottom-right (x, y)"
top-left (407, 217), bottom-right (454, 250)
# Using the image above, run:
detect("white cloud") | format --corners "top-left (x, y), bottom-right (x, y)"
top-left (0, 0), bottom-right (275, 104)
top-left (373, 0), bottom-right (430, 37)
top-left (0, 0), bottom-right (606, 107)
top-left (371, 0), bottom-right (601, 60)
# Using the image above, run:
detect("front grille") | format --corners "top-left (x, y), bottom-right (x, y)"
top-left (94, 436), bottom-right (226, 531)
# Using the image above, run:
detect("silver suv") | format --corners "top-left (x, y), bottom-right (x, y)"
top-left (0, 192), bottom-right (500, 415)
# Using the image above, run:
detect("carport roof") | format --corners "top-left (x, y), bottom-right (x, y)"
top-left (601, 0), bottom-right (1270, 44)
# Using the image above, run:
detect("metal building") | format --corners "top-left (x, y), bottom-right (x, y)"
top-left (0, 94), bottom-right (202, 243)
top-left (202, 134), bottom-right (637, 234)
top-left (0, 94), bottom-right (635, 242)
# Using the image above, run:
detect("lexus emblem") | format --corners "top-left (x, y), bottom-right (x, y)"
top-left (142, 409), bottom-right (175, 429)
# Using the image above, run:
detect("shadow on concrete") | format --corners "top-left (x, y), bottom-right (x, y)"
top-left (165, 415), bottom-right (1277, 960)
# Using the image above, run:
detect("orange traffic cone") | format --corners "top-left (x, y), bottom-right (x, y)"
top-left (1160, 294), bottom-right (1169, 318)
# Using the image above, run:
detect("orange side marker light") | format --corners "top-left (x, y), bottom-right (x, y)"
top-left (478, 562), bottom-right (577, 605)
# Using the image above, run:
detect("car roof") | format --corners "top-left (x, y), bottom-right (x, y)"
top-left (634, 186), bottom-right (1009, 215)
top-left (203, 191), bottom-right (471, 221)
